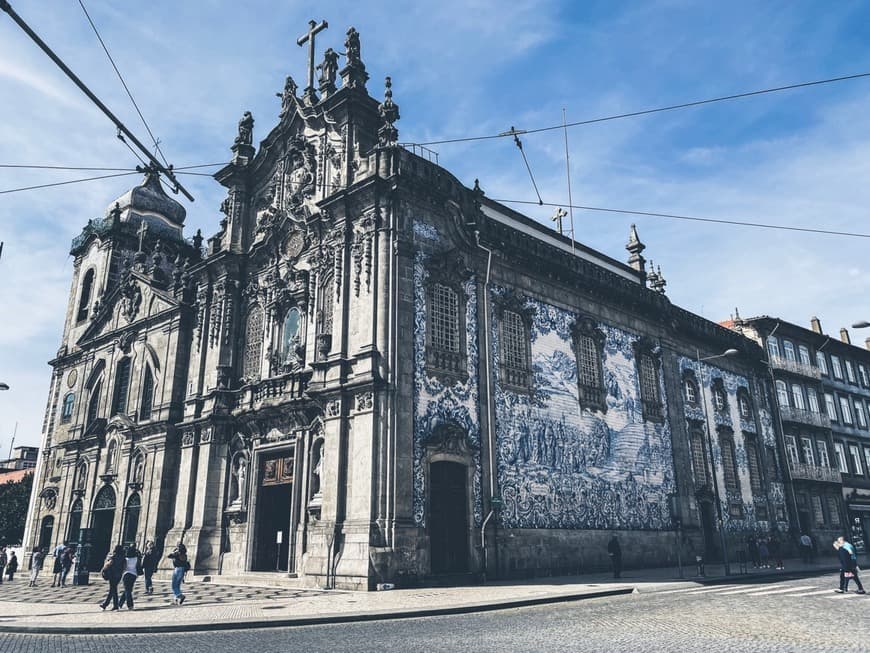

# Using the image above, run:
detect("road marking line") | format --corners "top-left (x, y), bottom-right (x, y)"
top-left (738, 585), bottom-right (814, 596)
top-left (791, 589), bottom-right (842, 597)
top-left (653, 584), bottom-right (742, 595)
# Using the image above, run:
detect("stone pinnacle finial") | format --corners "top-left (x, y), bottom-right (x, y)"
top-left (626, 224), bottom-right (647, 277)
top-left (340, 26), bottom-right (368, 90)
top-left (378, 76), bottom-right (400, 147)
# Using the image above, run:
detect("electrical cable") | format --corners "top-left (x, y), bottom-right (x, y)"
top-left (1, 171), bottom-right (141, 195)
top-left (413, 72), bottom-right (870, 146)
top-left (77, 0), bottom-right (169, 167)
top-left (0, 164), bottom-right (136, 171)
top-left (490, 197), bottom-right (870, 239)
top-left (507, 128), bottom-right (544, 205)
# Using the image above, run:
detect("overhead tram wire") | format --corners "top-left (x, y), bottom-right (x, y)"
top-left (490, 197), bottom-right (870, 240)
top-left (0, 164), bottom-right (136, 172)
top-left (413, 71), bottom-right (870, 147)
top-left (77, 0), bottom-right (169, 167)
top-left (1, 171), bottom-right (141, 195)
top-left (0, 1), bottom-right (194, 201)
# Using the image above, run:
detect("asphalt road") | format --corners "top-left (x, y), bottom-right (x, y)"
top-left (2, 574), bottom-right (868, 652)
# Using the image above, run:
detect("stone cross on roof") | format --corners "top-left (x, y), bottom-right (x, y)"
top-left (297, 19), bottom-right (328, 99)
top-left (136, 220), bottom-right (148, 253)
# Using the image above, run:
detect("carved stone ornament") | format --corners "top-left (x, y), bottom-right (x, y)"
top-left (326, 400), bottom-right (341, 417)
top-left (425, 423), bottom-right (472, 456)
top-left (355, 391), bottom-right (373, 412)
top-left (117, 331), bottom-right (135, 354)
top-left (181, 429), bottom-right (196, 447)
top-left (200, 427), bottom-right (214, 444)
top-left (67, 369), bottom-right (78, 388)
top-left (41, 488), bottom-right (58, 511)
top-left (119, 276), bottom-right (142, 323)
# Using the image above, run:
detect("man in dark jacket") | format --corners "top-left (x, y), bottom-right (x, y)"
top-left (607, 534), bottom-right (622, 579)
top-left (99, 545), bottom-right (126, 610)
top-left (834, 539), bottom-right (865, 594)
top-left (142, 541), bottom-right (158, 595)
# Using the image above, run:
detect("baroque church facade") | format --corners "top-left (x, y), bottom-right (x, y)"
top-left (25, 26), bottom-right (791, 589)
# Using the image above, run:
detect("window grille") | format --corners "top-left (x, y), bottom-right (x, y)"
top-left (501, 311), bottom-right (528, 372)
top-left (721, 436), bottom-right (739, 491)
top-left (685, 380), bottom-right (697, 403)
top-left (577, 334), bottom-right (600, 389)
top-left (112, 358), bottom-right (132, 416)
top-left (746, 441), bottom-right (762, 493)
top-left (431, 283), bottom-right (460, 353)
top-left (690, 431), bottom-right (707, 486)
top-left (639, 355), bottom-right (659, 403)
top-left (243, 305), bottom-right (264, 380)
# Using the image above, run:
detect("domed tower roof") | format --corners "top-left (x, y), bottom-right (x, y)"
top-left (105, 167), bottom-right (186, 240)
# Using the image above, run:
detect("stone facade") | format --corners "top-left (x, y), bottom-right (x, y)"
top-left (25, 26), bottom-right (792, 589)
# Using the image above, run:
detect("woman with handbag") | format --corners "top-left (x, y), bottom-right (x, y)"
top-left (834, 539), bottom-right (866, 594)
top-left (119, 545), bottom-right (142, 609)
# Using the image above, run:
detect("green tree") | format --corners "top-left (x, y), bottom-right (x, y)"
top-left (0, 472), bottom-right (34, 545)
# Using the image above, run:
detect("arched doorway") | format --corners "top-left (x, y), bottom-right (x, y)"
top-left (429, 461), bottom-right (469, 574)
top-left (90, 486), bottom-right (116, 568)
top-left (253, 449), bottom-right (295, 571)
top-left (122, 494), bottom-right (141, 546)
top-left (38, 515), bottom-right (55, 550)
top-left (67, 500), bottom-right (83, 545)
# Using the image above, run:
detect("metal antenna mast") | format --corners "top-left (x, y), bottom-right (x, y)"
top-left (0, 1), bottom-right (194, 201)
top-left (562, 108), bottom-right (576, 253)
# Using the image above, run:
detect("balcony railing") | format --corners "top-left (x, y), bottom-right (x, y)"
top-left (770, 355), bottom-right (821, 379)
top-left (779, 405), bottom-right (831, 428)
top-left (788, 460), bottom-right (842, 483)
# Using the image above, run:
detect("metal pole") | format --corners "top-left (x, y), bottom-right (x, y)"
top-left (696, 349), bottom-right (731, 575)
top-left (676, 522), bottom-right (684, 579)
top-left (0, 1), bottom-right (193, 201)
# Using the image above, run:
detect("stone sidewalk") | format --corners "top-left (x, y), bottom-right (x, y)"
top-left (0, 557), bottom-right (839, 634)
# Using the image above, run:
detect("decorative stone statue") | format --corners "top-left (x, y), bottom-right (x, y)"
top-left (133, 456), bottom-right (145, 484)
top-left (235, 111), bottom-right (254, 146)
top-left (276, 75), bottom-right (298, 116)
top-left (317, 48), bottom-right (340, 87)
top-left (231, 456), bottom-right (248, 506)
top-left (345, 27), bottom-right (361, 66)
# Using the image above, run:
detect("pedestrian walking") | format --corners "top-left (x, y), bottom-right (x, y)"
top-left (746, 535), bottom-right (760, 568)
top-left (799, 533), bottom-right (812, 564)
top-left (142, 541), bottom-right (157, 595)
top-left (607, 534), bottom-right (622, 579)
top-left (834, 539), bottom-right (866, 594)
top-left (167, 543), bottom-right (190, 605)
top-left (51, 541), bottom-right (67, 587)
top-left (768, 534), bottom-right (783, 570)
top-left (6, 551), bottom-right (18, 581)
top-left (0, 546), bottom-right (7, 584)
top-left (119, 545), bottom-right (142, 610)
top-left (28, 547), bottom-right (46, 587)
top-left (99, 545), bottom-right (125, 611)
top-left (59, 545), bottom-right (74, 587)
top-left (758, 538), bottom-right (770, 568)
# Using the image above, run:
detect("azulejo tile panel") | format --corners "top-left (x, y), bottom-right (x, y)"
top-left (412, 250), bottom-right (482, 528)
top-left (494, 290), bottom-right (675, 531)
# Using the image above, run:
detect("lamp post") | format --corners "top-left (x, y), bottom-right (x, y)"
top-left (696, 347), bottom-right (738, 576)
top-left (852, 321), bottom-right (870, 329)
top-left (0, 383), bottom-right (9, 391)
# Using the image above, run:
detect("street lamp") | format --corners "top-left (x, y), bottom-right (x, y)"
top-left (696, 347), bottom-right (738, 576)
top-left (0, 383), bottom-right (9, 391)
top-left (853, 321), bottom-right (870, 329)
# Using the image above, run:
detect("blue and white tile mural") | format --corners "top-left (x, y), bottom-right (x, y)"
top-left (412, 250), bottom-right (483, 528)
top-left (678, 357), bottom-right (788, 532)
top-left (494, 289), bottom-right (675, 531)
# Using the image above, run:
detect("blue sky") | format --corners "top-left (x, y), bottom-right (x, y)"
top-left (2, 0), bottom-right (870, 448)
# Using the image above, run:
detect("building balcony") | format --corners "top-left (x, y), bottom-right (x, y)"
top-left (769, 355), bottom-right (821, 379)
top-left (788, 460), bottom-right (842, 483)
top-left (779, 405), bottom-right (831, 428)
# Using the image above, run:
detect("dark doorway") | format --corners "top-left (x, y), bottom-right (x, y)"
top-left (38, 516), bottom-right (55, 550)
top-left (122, 494), bottom-right (141, 546)
top-left (698, 500), bottom-right (717, 560)
top-left (90, 486), bottom-right (116, 569)
top-left (67, 500), bottom-right (83, 545)
top-left (429, 461), bottom-right (469, 574)
top-left (253, 452), bottom-right (294, 571)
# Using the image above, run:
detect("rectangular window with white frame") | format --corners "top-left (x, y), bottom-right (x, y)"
top-left (840, 396), bottom-right (853, 425)
top-left (767, 336), bottom-right (780, 360)
top-left (849, 444), bottom-right (863, 475)
top-left (831, 355), bottom-right (843, 379)
top-left (859, 364), bottom-right (869, 388)
top-left (801, 437), bottom-right (815, 466)
top-left (816, 351), bottom-right (828, 375)
top-left (834, 442), bottom-right (849, 473)
top-left (783, 341), bottom-right (796, 362)
top-left (855, 400), bottom-right (867, 429)
top-left (807, 389), bottom-right (820, 413)
top-left (845, 360), bottom-right (857, 384)
top-left (785, 435), bottom-right (800, 466)
top-left (825, 393), bottom-right (838, 421)
top-left (799, 345), bottom-right (811, 366)
top-left (864, 448), bottom-right (870, 478)
top-left (791, 384), bottom-right (805, 410)
top-left (816, 439), bottom-right (831, 468)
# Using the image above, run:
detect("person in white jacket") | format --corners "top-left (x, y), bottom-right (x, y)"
top-left (119, 545), bottom-right (142, 610)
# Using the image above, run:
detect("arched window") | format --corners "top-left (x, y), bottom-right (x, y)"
top-left (139, 366), bottom-right (154, 421)
top-left (111, 357), bottom-right (132, 416)
top-left (690, 429), bottom-right (708, 486)
top-left (122, 494), bottom-right (141, 546)
top-left (775, 380), bottom-right (789, 407)
top-left (684, 379), bottom-right (698, 404)
top-left (242, 305), bottom-right (264, 380)
top-left (61, 393), bottom-right (75, 423)
top-left (720, 433), bottom-right (739, 492)
top-left (87, 381), bottom-right (102, 425)
top-left (713, 388), bottom-right (727, 412)
top-left (67, 499), bottom-right (83, 544)
top-left (282, 307), bottom-right (301, 355)
top-left (77, 269), bottom-right (95, 322)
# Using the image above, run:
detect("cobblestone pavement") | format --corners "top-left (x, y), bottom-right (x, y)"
top-left (0, 576), bottom-right (867, 652)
